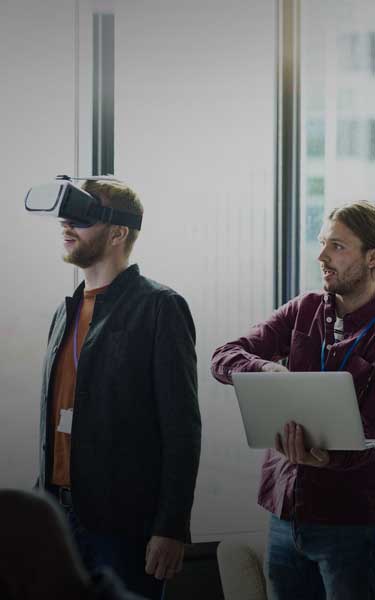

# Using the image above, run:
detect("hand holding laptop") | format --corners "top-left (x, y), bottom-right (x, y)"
top-left (261, 362), bottom-right (330, 465)
top-left (275, 421), bottom-right (330, 467)
top-left (261, 363), bottom-right (329, 464)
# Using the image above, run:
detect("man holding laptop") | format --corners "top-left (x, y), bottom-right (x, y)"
top-left (212, 201), bottom-right (375, 599)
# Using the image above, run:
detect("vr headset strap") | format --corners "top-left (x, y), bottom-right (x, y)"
top-left (88, 204), bottom-right (142, 230)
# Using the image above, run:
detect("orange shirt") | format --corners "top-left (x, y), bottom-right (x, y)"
top-left (51, 285), bottom-right (108, 486)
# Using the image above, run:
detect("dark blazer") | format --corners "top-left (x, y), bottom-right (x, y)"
top-left (39, 264), bottom-right (201, 541)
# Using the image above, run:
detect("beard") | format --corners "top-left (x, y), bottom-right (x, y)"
top-left (63, 226), bottom-right (110, 268)
top-left (323, 261), bottom-right (370, 296)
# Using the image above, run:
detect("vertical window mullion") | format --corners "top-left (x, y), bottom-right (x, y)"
top-left (275, 0), bottom-right (301, 307)
top-left (93, 12), bottom-right (114, 176)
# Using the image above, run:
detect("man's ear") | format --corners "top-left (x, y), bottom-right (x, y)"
top-left (367, 248), bottom-right (375, 270)
top-left (110, 225), bottom-right (129, 246)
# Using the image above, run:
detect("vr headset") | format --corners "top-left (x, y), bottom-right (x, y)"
top-left (24, 175), bottom-right (142, 230)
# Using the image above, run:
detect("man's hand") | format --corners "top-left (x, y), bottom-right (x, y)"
top-left (275, 421), bottom-right (329, 467)
top-left (261, 362), bottom-right (289, 373)
top-left (145, 536), bottom-right (184, 580)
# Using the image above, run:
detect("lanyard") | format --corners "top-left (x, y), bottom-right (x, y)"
top-left (73, 300), bottom-right (83, 370)
top-left (321, 315), bottom-right (375, 372)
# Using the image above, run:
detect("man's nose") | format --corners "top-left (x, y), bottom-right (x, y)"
top-left (317, 245), bottom-right (328, 263)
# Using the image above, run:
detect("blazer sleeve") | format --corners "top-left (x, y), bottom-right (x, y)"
top-left (151, 291), bottom-right (202, 542)
top-left (34, 307), bottom-right (60, 492)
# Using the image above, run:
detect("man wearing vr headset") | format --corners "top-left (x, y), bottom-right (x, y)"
top-left (32, 178), bottom-right (201, 600)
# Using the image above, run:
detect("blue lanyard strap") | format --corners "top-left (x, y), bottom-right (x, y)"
top-left (321, 315), bottom-right (375, 372)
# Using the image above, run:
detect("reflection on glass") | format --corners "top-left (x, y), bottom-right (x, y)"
top-left (300, 0), bottom-right (375, 292)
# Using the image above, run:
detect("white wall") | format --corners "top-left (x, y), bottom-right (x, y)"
top-left (114, 0), bottom-right (276, 541)
top-left (0, 0), bottom-right (80, 486)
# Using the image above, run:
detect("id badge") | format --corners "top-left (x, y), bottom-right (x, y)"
top-left (57, 408), bottom-right (73, 434)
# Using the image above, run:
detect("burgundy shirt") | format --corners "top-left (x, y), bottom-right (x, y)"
top-left (211, 291), bottom-right (375, 525)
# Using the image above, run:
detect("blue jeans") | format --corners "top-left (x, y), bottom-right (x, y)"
top-left (265, 515), bottom-right (375, 600)
top-left (66, 508), bottom-right (165, 600)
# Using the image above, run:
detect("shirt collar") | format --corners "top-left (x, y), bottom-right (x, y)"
top-left (70, 263), bottom-right (140, 303)
top-left (323, 291), bottom-right (375, 327)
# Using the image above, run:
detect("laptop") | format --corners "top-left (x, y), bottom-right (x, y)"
top-left (232, 371), bottom-right (366, 450)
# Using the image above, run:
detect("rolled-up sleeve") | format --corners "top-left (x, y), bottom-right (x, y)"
top-left (211, 299), bottom-right (298, 384)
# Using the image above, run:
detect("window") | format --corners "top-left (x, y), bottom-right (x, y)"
top-left (368, 119), bottom-right (375, 159)
top-left (306, 119), bottom-right (325, 157)
top-left (300, 0), bottom-right (375, 292)
top-left (336, 119), bottom-right (360, 157)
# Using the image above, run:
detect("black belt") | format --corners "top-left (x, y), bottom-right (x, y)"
top-left (49, 485), bottom-right (73, 508)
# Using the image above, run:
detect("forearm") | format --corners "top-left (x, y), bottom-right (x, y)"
top-left (211, 303), bottom-right (296, 384)
top-left (211, 342), bottom-right (271, 384)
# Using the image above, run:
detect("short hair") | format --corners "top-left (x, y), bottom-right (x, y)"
top-left (82, 179), bottom-right (143, 256)
top-left (328, 201), bottom-right (375, 252)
